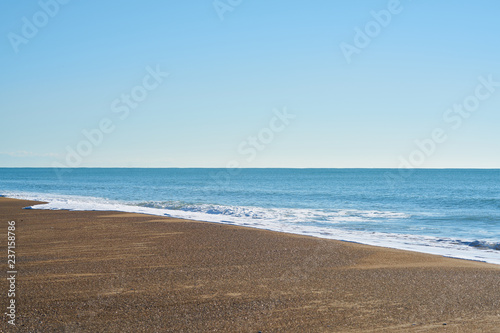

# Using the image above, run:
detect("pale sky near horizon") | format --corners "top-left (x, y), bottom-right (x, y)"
top-left (1, 1), bottom-right (499, 168)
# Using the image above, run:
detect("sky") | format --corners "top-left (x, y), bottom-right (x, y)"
top-left (1, 0), bottom-right (499, 168)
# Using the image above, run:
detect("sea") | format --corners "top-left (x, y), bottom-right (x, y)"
top-left (1, 168), bottom-right (499, 264)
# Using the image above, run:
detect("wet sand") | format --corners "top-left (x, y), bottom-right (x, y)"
top-left (1, 197), bottom-right (499, 332)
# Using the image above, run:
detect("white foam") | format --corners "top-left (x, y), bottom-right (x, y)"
top-left (5, 191), bottom-right (500, 265)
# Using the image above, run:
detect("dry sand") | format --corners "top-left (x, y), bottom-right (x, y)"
top-left (0, 197), bottom-right (499, 332)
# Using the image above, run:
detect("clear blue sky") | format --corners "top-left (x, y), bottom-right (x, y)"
top-left (1, 1), bottom-right (499, 168)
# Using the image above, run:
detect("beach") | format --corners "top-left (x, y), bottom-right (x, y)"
top-left (1, 197), bottom-right (499, 332)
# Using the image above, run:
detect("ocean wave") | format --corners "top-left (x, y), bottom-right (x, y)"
top-left (134, 200), bottom-right (410, 224)
top-left (464, 240), bottom-right (500, 251)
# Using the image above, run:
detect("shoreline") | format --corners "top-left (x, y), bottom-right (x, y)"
top-left (4, 193), bottom-right (500, 265)
top-left (1, 197), bottom-right (500, 331)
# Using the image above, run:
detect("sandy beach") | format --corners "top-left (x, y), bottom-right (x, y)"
top-left (1, 197), bottom-right (499, 332)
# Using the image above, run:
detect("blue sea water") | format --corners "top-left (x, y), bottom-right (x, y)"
top-left (1, 168), bottom-right (499, 264)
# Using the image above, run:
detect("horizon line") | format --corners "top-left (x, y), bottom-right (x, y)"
top-left (1, 167), bottom-right (499, 170)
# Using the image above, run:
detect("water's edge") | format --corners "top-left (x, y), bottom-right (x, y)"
top-left (6, 194), bottom-right (499, 266)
